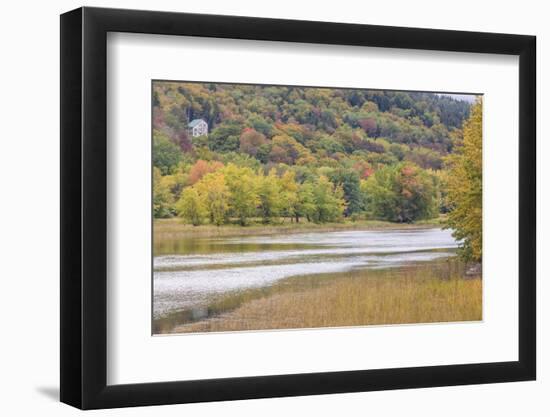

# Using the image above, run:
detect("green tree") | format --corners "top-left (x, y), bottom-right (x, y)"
top-left (389, 143), bottom-right (407, 161)
top-left (153, 167), bottom-right (174, 218)
top-left (153, 131), bottom-right (182, 175)
top-left (329, 169), bottom-right (363, 216)
top-left (363, 163), bottom-right (438, 222)
top-left (312, 176), bottom-right (346, 223)
top-left (295, 182), bottom-right (317, 222)
top-left (445, 100), bottom-right (482, 261)
top-left (176, 187), bottom-right (206, 226)
top-left (222, 164), bottom-right (259, 225)
top-left (279, 170), bottom-right (299, 222)
top-left (256, 143), bottom-right (272, 164)
top-left (398, 164), bottom-right (438, 222)
top-left (256, 169), bottom-right (282, 223)
top-left (362, 170), bottom-right (398, 221)
top-left (208, 121), bottom-right (243, 152)
top-left (246, 114), bottom-right (273, 137)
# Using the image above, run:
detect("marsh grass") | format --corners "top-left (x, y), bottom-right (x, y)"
top-left (167, 260), bottom-right (482, 334)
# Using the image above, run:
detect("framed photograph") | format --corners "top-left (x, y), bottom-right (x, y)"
top-left (60, 6), bottom-right (536, 409)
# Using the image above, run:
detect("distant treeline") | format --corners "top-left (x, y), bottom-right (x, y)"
top-left (155, 160), bottom-right (440, 226)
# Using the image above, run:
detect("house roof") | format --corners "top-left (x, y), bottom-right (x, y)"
top-left (188, 119), bottom-right (206, 128)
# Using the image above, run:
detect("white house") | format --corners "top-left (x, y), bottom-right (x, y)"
top-left (188, 119), bottom-right (208, 137)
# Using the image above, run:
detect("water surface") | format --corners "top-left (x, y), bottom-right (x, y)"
top-left (153, 228), bottom-right (458, 331)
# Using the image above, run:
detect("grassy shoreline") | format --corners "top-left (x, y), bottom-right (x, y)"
top-left (157, 259), bottom-right (481, 335)
top-left (154, 216), bottom-right (445, 240)
top-left (171, 272), bottom-right (481, 334)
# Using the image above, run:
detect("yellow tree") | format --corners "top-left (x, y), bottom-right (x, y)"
top-left (445, 99), bottom-right (482, 262)
top-left (196, 172), bottom-right (230, 226)
top-left (176, 187), bottom-right (206, 226)
top-left (279, 170), bottom-right (299, 222)
top-left (222, 164), bottom-right (259, 226)
top-left (256, 169), bottom-right (282, 223)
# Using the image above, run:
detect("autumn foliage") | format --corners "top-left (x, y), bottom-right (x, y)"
top-left (152, 81), bottom-right (481, 241)
top-left (187, 159), bottom-right (223, 185)
top-left (444, 100), bottom-right (483, 261)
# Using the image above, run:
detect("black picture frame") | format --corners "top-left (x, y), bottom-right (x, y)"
top-left (60, 6), bottom-right (536, 410)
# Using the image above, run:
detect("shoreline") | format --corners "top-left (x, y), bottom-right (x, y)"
top-left (154, 217), bottom-right (445, 240)
top-left (159, 259), bottom-right (480, 335)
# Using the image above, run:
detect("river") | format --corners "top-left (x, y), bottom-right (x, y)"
top-left (153, 227), bottom-right (459, 331)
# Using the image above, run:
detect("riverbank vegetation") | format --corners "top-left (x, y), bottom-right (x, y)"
top-left (160, 260), bottom-right (482, 334)
top-left (153, 82), bottom-right (482, 261)
top-left (154, 216), bottom-right (444, 244)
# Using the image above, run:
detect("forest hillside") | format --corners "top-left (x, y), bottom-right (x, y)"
top-left (152, 82), bottom-right (477, 236)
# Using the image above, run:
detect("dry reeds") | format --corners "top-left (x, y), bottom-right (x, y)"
top-left (172, 263), bottom-right (482, 333)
